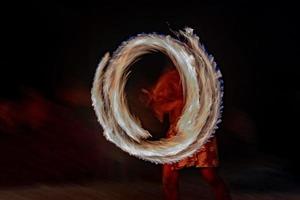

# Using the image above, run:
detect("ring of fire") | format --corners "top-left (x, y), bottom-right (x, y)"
top-left (91, 28), bottom-right (224, 164)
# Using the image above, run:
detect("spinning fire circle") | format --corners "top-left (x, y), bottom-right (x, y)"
top-left (91, 28), bottom-right (224, 164)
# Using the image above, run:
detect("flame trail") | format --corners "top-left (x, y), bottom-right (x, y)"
top-left (91, 28), bottom-right (224, 164)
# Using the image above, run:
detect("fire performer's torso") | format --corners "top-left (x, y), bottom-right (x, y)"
top-left (147, 68), bottom-right (219, 170)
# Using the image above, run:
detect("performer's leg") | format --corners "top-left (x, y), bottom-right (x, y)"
top-left (162, 164), bottom-right (179, 200)
top-left (200, 167), bottom-right (231, 200)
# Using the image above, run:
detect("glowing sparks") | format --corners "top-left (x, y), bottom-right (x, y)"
top-left (91, 28), bottom-right (224, 164)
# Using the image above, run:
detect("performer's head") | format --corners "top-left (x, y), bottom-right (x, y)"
top-left (140, 66), bottom-right (183, 122)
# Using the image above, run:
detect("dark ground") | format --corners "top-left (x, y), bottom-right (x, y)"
top-left (0, 158), bottom-right (299, 200)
